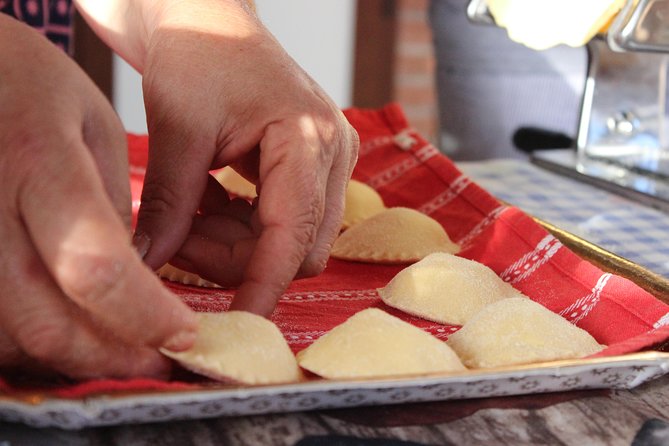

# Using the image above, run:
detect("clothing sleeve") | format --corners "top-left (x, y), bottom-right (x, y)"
top-left (2, 0), bottom-right (74, 53)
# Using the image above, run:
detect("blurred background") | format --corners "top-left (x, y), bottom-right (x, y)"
top-left (74, 1), bottom-right (437, 139)
top-left (73, 0), bottom-right (586, 161)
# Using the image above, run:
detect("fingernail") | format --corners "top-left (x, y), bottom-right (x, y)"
top-left (132, 231), bottom-right (151, 259)
top-left (162, 330), bottom-right (197, 352)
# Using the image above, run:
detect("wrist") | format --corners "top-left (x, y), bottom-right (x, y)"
top-left (144, 0), bottom-right (259, 44)
top-left (75, 0), bottom-right (257, 73)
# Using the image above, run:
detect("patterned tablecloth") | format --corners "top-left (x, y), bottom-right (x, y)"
top-left (458, 160), bottom-right (669, 278)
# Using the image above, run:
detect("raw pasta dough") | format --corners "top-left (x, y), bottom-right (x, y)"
top-left (342, 179), bottom-right (386, 229)
top-left (297, 308), bottom-right (466, 379)
top-left (331, 207), bottom-right (460, 264)
top-left (447, 297), bottom-right (605, 368)
top-left (378, 252), bottom-right (524, 325)
top-left (157, 263), bottom-right (220, 288)
top-left (161, 311), bottom-right (303, 384)
top-left (212, 166), bottom-right (257, 199)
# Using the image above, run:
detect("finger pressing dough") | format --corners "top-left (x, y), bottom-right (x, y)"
top-left (447, 297), bottom-right (605, 369)
top-left (157, 263), bottom-right (221, 288)
top-left (296, 308), bottom-right (466, 380)
top-left (378, 252), bottom-right (524, 325)
top-left (342, 179), bottom-right (386, 229)
top-left (160, 311), bottom-right (303, 385)
top-left (212, 166), bottom-right (257, 200)
top-left (331, 207), bottom-right (460, 264)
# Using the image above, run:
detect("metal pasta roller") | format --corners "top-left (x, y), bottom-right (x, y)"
top-left (468, 0), bottom-right (669, 213)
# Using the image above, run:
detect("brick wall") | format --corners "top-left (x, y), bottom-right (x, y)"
top-left (353, 0), bottom-right (438, 143)
top-left (393, 0), bottom-right (438, 143)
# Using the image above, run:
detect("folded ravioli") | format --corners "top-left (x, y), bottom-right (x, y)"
top-left (447, 297), bottom-right (605, 369)
top-left (212, 166), bottom-right (257, 199)
top-left (157, 263), bottom-right (221, 288)
top-left (331, 207), bottom-right (459, 264)
top-left (161, 312), bottom-right (303, 385)
top-left (342, 180), bottom-right (386, 229)
top-left (378, 252), bottom-right (524, 325)
top-left (297, 308), bottom-right (466, 379)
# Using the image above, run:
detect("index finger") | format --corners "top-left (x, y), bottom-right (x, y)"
top-left (17, 135), bottom-right (197, 351)
top-left (229, 134), bottom-right (326, 316)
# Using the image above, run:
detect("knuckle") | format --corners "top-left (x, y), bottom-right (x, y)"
top-left (138, 180), bottom-right (182, 219)
top-left (55, 252), bottom-right (127, 306)
top-left (8, 129), bottom-right (82, 204)
top-left (6, 126), bottom-right (59, 171)
top-left (7, 124), bottom-right (76, 161)
top-left (295, 202), bottom-right (321, 243)
top-left (6, 126), bottom-right (50, 154)
top-left (16, 317), bottom-right (74, 365)
top-left (284, 207), bottom-right (320, 267)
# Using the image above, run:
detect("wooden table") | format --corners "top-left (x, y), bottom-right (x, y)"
top-left (2, 374), bottom-right (669, 445)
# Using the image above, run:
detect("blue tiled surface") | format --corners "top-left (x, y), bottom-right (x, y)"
top-left (458, 160), bottom-right (669, 278)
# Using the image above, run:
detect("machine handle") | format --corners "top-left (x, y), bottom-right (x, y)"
top-left (513, 127), bottom-right (574, 153)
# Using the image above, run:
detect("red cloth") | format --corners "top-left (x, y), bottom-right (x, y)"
top-left (3, 104), bottom-right (669, 398)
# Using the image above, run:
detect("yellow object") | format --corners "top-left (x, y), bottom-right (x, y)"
top-left (331, 207), bottom-right (460, 264)
top-left (157, 263), bottom-right (221, 288)
top-left (212, 167), bottom-right (257, 199)
top-left (447, 297), bottom-right (605, 368)
top-left (297, 308), bottom-right (467, 379)
top-left (342, 180), bottom-right (386, 230)
top-left (486, 0), bottom-right (625, 50)
top-left (161, 312), bottom-right (303, 384)
top-left (378, 253), bottom-right (525, 325)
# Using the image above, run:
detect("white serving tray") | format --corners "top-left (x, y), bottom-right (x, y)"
top-left (1, 351), bottom-right (668, 430)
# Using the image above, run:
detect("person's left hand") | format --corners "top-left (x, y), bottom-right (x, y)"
top-left (133, 1), bottom-right (359, 316)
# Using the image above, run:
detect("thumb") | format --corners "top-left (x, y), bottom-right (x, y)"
top-left (134, 129), bottom-right (212, 269)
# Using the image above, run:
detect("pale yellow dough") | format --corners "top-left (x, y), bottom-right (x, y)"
top-left (342, 179), bottom-right (386, 229)
top-left (486, 0), bottom-right (625, 50)
top-left (378, 252), bottom-right (524, 325)
top-left (157, 263), bottom-right (220, 288)
top-left (212, 166), bottom-right (257, 199)
top-left (297, 308), bottom-right (467, 380)
top-left (161, 312), bottom-right (303, 385)
top-left (447, 297), bottom-right (605, 369)
top-left (331, 207), bottom-right (460, 264)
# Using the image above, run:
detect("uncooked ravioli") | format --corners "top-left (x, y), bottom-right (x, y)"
top-left (212, 166), bottom-right (257, 199)
top-left (378, 252), bottom-right (524, 325)
top-left (157, 263), bottom-right (221, 288)
top-left (160, 311), bottom-right (303, 385)
top-left (342, 179), bottom-right (386, 229)
top-left (331, 207), bottom-right (460, 264)
top-left (447, 297), bottom-right (605, 368)
top-left (296, 308), bottom-right (466, 380)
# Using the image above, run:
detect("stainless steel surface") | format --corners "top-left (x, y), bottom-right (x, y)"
top-left (466, 0), bottom-right (494, 25)
top-left (466, 0), bottom-right (669, 210)
top-left (577, 38), bottom-right (669, 179)
top-left (531, 148), bottom-right (669, 212)
top-left (608, 0), bottom-right (669, 52)
top-left (574, 3), bottom-right (669, 206)
top-left (466, 0), bottom-right (669, 53)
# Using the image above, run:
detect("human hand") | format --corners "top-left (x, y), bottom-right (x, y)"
top-left (134, 1), bottom-right (359, 316)
top-left (0, 15), bottom-right (197, 379)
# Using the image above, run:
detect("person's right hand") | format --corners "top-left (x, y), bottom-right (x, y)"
top-left (0, 15), bottom-right (197, 379)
